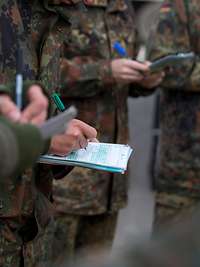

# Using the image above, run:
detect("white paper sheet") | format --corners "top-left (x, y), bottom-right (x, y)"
top-left (39, 142), bottom-right (133, 174)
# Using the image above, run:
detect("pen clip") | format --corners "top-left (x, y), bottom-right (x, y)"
top-left (15, 49), bottom-right (23, 109)
top-left (113, 41), bottom-right (127, 58)
top-left (52, 93), bottom-right (66, 112)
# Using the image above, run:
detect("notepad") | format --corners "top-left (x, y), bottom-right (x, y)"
top-left (39, 142), bottom-right (133, 174)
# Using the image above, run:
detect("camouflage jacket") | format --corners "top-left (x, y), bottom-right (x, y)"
top-left (34, 0), bottom-right (139, 214)
top-left (0, 0), bottom-right (57, 227)
top-left (148, 0), bottom-right (200, 198)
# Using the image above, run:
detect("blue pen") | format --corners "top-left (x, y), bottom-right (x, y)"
top-left (113, 41), bottom-right (127, 57)
top-left (16, 49), bottom-right (23, 109)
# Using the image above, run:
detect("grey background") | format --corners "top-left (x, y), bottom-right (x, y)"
top-left (113, 94), bottom-right (156, 249)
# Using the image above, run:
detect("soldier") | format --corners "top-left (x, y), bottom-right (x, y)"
top-left (0, 1), bottom-right (97, 266)
top-left (147, 0), bottom-right (200, 229)
top-left (33, 0), bottom-right (164, 264)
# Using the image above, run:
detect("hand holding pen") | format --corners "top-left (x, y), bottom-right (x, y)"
top-left (0, 48), bottom-right (48, 126)
top-left (0, 85), bottom-right (48, 125)
top-left (112, 41), bottom-right (164, 87)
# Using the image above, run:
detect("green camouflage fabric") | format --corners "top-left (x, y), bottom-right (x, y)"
top-left (36, 0), bottom-right (138, 215)
top-left (0, 0), bottom-right (37, 85)
top-left (0, 1), bottom-right (60, 266)
top-left (0, 117), bottom-right (44, 179)
top-left (31, 1), bottom-right (138, 263)
top-left (147, 0), bottom-right (200, 221)
top-left (0, 0), bottom-right (36, 221)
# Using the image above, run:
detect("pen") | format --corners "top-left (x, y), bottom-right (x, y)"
top-left (113, 41), bottom-right (146, 77)
top-left (52, 93), bottom-right (87, 150)
top-left (52, 93), bottom-right (66, 112)
top-left (16, 49), bottom-right (23, 109)
top-left (113, 41), bottom-right (128, 58)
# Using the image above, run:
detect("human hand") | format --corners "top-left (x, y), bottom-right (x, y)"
top-left (49, 119), bottom-right (97, 156)
top-left (0, 94), bottom-right (21, 121)
top-left (0, 85), bottom-right (48, 125)
top-left (138, 71), bottom-right (165, 89)
top-left (111, 59), bottom-right (149, 84)
top-left (20, 85), bottom-right (48, 125)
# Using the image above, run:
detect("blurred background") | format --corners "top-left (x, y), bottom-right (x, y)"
top-left (113, 0), bottom-right (163, 250)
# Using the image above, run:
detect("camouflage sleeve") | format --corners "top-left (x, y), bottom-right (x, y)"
top-left (147, 0), bottom-right (200, 92)
top-left (39, 35), bottom-right (115, 98)
top-left (0, 84), bottom-right (12, 95)
top-left (59, 56), bottom-right (115, 97)
top-left (0, 117), bottom-right (44, 178)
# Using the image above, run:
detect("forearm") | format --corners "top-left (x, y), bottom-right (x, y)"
top-left (59, 57), bottom-right (115, 97)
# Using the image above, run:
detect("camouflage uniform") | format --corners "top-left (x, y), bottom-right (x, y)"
top-left (34, 0), bottom-right (140, 263)
top-left (0, 1), bottom-right (66, 266)
top-left (147, 0), bottom-right (200, 229)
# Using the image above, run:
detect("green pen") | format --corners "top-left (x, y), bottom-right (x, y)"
top-left (52, 93), bottom-right (65, 112)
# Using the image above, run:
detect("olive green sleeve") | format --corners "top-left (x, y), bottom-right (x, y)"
top-left (0, 117), bottom-right (44, 178)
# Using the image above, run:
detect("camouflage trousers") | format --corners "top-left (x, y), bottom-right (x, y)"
top-left (52, 212), bottom-right (118, 266)
top-left (153, 192), bottom-right (199, 232)
top-left (0, 217), bottom-right (55, 267)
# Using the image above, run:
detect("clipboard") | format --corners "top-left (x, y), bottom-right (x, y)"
top-left (150, 52), bottom-right (195, 73)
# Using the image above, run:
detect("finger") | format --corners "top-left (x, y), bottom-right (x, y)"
top-left (20, 104), bottom-right (43, 124)
top-left (79, 136), bottom-right (88, 149)
top-left (121, 67), bottom-right (145, 78)
top-left (21, 85), bottom-right (48, 124)
top-left (30, 111), bottom-right (48, 125)
top-left (49, 135), bottom-right (76, 156)
top-left (67, 128), bottom-right (86, 150)
top-left (120, 74), bottom-right (144, 83)
top-left (27, 85), bottom-right (47, 102)
top-left (0, 96), bottom-right (21, 121)
top-left (70, 119), bottom-right (97, 140)
top-left (125, 60), bottom-right (150, 73)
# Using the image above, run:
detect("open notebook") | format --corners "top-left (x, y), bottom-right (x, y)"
top-left (39, 142), bottom-right (133, 174)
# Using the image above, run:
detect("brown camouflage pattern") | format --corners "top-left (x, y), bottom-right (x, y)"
top-left (52, 213), bottom-right (117, 265)
top-left (0, 0), bottom-right (37, 86)
top-left (36, 0), bottom-right (137, 215)
top-left (0, 1), bottom-right (59, 266)
top-left (0, 0), bottom-right (36, 219)
top-left (148, 0), bottom-right (200, 219)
